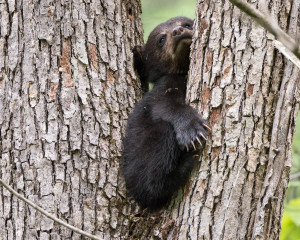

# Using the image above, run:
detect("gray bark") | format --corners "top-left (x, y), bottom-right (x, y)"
top-left (0, 0), bottom-right (143, 239)
top-left (185, 0), bottom-right (299, 239)
top-left (118, 0), bottom-right (300, 239)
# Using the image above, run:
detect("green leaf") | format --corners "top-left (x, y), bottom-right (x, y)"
top-left (281, 213), bottom-right (300, 240)
top-left (285, 198), bottom-right (300, 226)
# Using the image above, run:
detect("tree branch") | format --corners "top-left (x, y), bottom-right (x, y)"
top-left (274, 40), bottom-right (300, 69)
top-left (228, 0), bottom-right (300, 61)
top-left (0, 179), bottom-right (101, 240)
top-left (290, 171), bottom-right (300, 180)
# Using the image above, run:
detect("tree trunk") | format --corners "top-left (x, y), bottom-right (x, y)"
top-left (185, 0), bottom-right (300, 239)
top-left (0, 0), bottom-right (143, 239)
top-left (119, 0), bottom-right (300, 240)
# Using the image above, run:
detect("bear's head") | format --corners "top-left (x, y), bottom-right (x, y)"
top-left (133, 17), bottom-right (194, 89)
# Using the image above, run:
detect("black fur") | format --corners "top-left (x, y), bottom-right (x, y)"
top-left (121, 17), bottom-right (209, 211)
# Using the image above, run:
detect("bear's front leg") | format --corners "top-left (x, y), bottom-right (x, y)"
top-left (151, 96), bottom-right (210, 151)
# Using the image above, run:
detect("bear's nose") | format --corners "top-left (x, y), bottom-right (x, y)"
top-left (172, 26), bottom-right (184, 36)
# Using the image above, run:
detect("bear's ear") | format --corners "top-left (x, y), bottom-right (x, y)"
top-left (132, 45), bottom-right (145, 78)
top-left (132, 45), bottom-right (148, 92)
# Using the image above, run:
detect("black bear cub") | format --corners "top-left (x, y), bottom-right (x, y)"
top-left (121, 17), bottom-right (209, 211)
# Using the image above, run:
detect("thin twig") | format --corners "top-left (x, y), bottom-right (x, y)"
top-left (0, 178), bottom-right (101, 240)
top-left (228, 0), bottom-right (300, 60)
top-left (290, 171), bottom-right (300, 180)
top-left (274, 40), bottom-right (300, 70)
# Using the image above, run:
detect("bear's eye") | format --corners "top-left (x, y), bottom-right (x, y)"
top-left (184, 23), bottom-right (192, 29)
top-left (158, 35), bottom-right (166, 46)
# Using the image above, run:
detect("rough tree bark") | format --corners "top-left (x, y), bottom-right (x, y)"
top-left (1, 0), bottom-right (299, 240)
top-left (0, 0), bottom-right (143, 239)
top-left (122, 0), bottom-right (300, 240)
top-left (185, 0), bottom-right (300, 239)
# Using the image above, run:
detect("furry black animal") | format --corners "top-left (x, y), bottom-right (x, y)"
top-left (121, 17), bottom-right (209, 211)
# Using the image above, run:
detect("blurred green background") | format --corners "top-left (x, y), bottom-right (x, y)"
top-left (141, 0), bottom-right (300, 239)
top-left (141, 0), bottom-right (197, 40)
